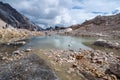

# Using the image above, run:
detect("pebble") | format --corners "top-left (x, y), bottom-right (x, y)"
top-left (75, 54), bottom-right (84, 60)
top-left (67, 68), bottom-right (74, 74)
top-left (24, 48), bottom-right (32, 52)
top-left (12, 50), bottom-right (21, 55)
top-left (72, 63), bottom-right (77, 68)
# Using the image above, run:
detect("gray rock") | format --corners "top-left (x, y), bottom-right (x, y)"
top-left (109, 63), bottom-right (120, 78)
top-left (12, 50), bottom-right (21, 55)
top-left (0, 54), bottom-right (59, 80)
top-left (24, 48), bottom-right (32, 52)
top-left (93, 39), bottom-right (120, 49)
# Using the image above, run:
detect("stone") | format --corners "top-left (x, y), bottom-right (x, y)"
top-left (72, 63), bottom-right (77, 68)
top-left (67, 68), bottom-right (74, 74)
top-left (96, 59), bottom-right (103, 64)
top-left (12, 50), bottom-right (21, 55)
top-left (110, 74), bottom-right (117, 80)
top-left (76, 54), bottom-right (84, 60)
top-left (109, 63), bottom-right (120, 77)
top-left (93, 39), bottom-right (120, 49)
top-left (0, 54), bottom-right (59, 80)
top-left (24, 48), bottom-right (32, 52)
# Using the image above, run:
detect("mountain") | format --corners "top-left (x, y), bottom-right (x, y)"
top-left (0, 2), bottom-right (42, 31)
top-left (70, 13), bottom-right (120, 37)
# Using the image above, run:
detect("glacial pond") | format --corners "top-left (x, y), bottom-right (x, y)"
top-left (21, 35), bottom-right (92, 51)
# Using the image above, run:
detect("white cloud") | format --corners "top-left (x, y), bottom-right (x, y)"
top-left (1, 0), bottom-right (120, 28)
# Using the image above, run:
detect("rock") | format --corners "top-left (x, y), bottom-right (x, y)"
top-left (0, 54), bottom-right (59, 80)
top-left (97, 39), bottom-right (107, 42)
top-left (75, 54), bottom-right (84, 60)
top-left (0, 2), bottom-right (43, 31)
top-left (2, 57), bottom-right (7, 60)
top-left (110, 74), bottom-right (118, 80)
top-left (93, 39), bottom-right (120, 49)
top-left (67, 68), bottom-right (75, 74)
top-left (13, 41), bottom-right (26, 46)
top-left (72, 63), bottom-right (77, 68)
top-left (93, 39), bottom-right (109, 47)
top-left (96, 59), bottom-right (103, 64)
top-left (109, 63), bottom-right (120, 78)
top-left (1, 41), bottom-right (26, 47)
top-left (69, 49), bottom-right (74, 52)
top-left (94, 70), bottom-right (104, 78)
top-left (103, 75), bottom-right (117, 80)
top-left (24, 48), bottom-right (32, 52)
top-left (12, 50), bottom-right (21, 55)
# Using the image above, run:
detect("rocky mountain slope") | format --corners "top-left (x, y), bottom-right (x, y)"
top-left (70, 13), bottom-right (120, 37)
top-left (0, 2), bottom-right (42, 31)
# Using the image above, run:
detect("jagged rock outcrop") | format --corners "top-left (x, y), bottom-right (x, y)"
top-left (0, 2), bottom-right (42, 31)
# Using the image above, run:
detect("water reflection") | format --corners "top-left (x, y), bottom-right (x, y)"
top-left (21, 35), bottom-right (92, 51)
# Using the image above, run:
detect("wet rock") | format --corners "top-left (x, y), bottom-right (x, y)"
top-left (12, 50), bottom-right (21, 55)
top-left (9, 41), bottom-right (26, 46)
top-left (1, 41), bottom-right (26, 47)
top-left (24, 48), bottom-right (32, 52)
top-left (93, 39), bottom-right (120, 49)
top-left (67, 68), bottom-right (75, 74)
top-left (93, 39), bottom-right (109, 47)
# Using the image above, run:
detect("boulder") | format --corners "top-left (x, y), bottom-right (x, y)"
top-left (64, 28), bottom-right (72, 32)
top-left (93, 39), bottom-right (120, 49)
top-left (0, 41), bottom-right (26, 47)
top-left (109, 63), bottom-right (120, 78)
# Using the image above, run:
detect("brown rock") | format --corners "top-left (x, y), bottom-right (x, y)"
top-left (76, 54), bottom-right (84, 60)
top-left (72, 63), bottom-right (77, 68)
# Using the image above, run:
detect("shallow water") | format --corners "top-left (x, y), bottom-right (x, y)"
top-left (21, 35), bottom-right (92, 51)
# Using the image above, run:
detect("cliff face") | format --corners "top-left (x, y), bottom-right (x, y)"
top-left (0, 2), bottom-right (42, 31)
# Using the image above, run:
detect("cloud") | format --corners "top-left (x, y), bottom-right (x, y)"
top-left (1, 0), bottom-right (120, 28)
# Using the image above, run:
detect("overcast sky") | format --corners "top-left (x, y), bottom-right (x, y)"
top-left (1, 0), bottom-right (120, 28)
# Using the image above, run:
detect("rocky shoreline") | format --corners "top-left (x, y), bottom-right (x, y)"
top-left (0, 28), bottom-right (59, 80)
top-left (0, 48), bottom-right (59, 80)
top-left (40, 49), bottom-right (120, 80)
top-left (0, 28), bottom-right (43, 43)
top-left (0, 28), bottom-right (120, 80)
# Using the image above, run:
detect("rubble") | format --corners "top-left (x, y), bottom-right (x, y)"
top-left (41, 49), bottom-right (120, 80)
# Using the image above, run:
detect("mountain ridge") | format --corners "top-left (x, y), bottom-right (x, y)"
top-left (0, 2), bottom-right (42, 31)
top-left (69, 13), bottom-right (120, 37)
